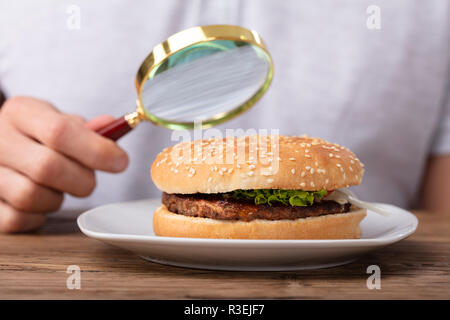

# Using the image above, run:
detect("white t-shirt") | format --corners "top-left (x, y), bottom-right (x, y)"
top-left (0, 0), bottom-right (449, 209)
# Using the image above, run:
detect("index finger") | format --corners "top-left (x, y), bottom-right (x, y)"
top-left (7, 97), bottom-right (128, 172)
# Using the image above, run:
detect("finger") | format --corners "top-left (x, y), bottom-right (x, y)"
top-left (0, 200), bottom-right (47, 233)
top-left (0, 166), bottom-right (64, 213)
top-left (4, 97), bottom-right (128, 172)
top-left (85, 115), bottom-right (116, 131)
top-left (0, 129), bottom-right (97, 197)
top-left (67, 114), bottom-right (86, 125)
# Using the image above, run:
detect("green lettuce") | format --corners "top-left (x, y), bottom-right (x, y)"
top-left (227, 189), bottom-right (328, 207)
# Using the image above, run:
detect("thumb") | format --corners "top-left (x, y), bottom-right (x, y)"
top-left (85, 115), bottom-right (116, 131)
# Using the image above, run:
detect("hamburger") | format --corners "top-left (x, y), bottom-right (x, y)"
top-left (151, 135), bottom-right (366, 239)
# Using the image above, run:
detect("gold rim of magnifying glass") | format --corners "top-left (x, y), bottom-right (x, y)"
top-left (133, 24), bottom-right (274, 130)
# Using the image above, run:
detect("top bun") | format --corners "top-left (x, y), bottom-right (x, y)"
top-left (151, 135), bottom-right (364, 194)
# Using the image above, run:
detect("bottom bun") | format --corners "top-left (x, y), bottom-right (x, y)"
top-left (153, 204), bottom-right (367, 240)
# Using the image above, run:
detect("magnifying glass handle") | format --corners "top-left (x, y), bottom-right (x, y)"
top-left (96, 116), bottom-right (134, 141)
top-left (96, 111), bottom-right (143, 141)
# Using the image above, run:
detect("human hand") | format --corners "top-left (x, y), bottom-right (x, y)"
top-left (0, 96), bottom-right (129, 233)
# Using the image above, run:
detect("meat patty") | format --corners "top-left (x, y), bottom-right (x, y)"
top-left (162, 192), bottom-right (351, 222)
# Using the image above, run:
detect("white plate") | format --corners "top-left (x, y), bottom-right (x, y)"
top-left (77, 198), bottom-right (418, 271)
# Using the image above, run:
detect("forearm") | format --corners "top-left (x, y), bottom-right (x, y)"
top-left (419, 155), bottom-right (450, 213)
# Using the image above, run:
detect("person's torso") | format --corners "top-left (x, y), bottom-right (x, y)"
top-left (0, 0), bottom-right (448, 209)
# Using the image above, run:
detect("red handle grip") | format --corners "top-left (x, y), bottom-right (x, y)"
top-left (96, 116), bottom-right (133, 141)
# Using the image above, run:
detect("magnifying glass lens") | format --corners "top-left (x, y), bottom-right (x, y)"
top-left (140, 40), bottom-right (271, 124)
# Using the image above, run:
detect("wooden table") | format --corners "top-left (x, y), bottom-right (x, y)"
top-left (0, 209), bottom-right (448, 300)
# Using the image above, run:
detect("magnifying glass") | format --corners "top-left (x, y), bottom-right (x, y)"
top-left (96, 24), bottom-right (273, 141)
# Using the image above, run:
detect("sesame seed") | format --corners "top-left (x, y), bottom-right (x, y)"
top-left (291, 169), bottom-right (296, 174)
top-left (267, 178), bottom-right (274, 183)
top-left (301, 171), bottom-right (306, 177)
top-left (325, 178), bottom-right (329, 184)
top-left (208, 177), bottom-right (212, 182)
top-left (310, 181), bottom-right (315, 187)
top-left (305, 154), bottom-right (311, 158)
top-left (305, 166), bottom-right (311, 170)
top-left (329, 153), bottom-right (334, 158)
top-left (289, 157), bottom-right (296, 161)
top-left (310, 168), bottom-right (315, 174)
top-left (248, 171), bottom-right (254, 176)
top-left (300, 182), bottom-right (306, 187)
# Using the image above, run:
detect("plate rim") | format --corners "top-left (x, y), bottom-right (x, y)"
top-left (77, 198), bottom-right (418, 248)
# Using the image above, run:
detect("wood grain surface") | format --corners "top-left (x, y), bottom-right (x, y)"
top-left (0, 209), bottom-right (448, 299)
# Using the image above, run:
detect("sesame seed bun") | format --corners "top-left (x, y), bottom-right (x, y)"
top-left (153, 204), bottom-right (367, 239)
top-left (151, 135), bottom-right (364, 194)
